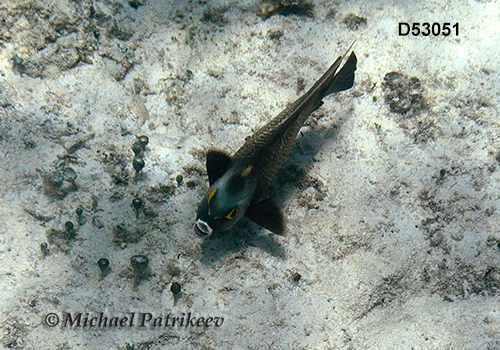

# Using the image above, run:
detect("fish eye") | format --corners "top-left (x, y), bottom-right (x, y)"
top-left (225, 208), bottom-right (238, 219)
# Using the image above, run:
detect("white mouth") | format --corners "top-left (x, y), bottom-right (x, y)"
top-left (194, 219), bottom-right (213, 237)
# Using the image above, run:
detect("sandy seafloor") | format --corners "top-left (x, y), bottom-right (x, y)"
top-left (0, 0), bottom-right (499, 349)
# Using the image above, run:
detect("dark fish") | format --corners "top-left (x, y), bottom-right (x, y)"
top-left (194, 48), bottom-right (357, 237)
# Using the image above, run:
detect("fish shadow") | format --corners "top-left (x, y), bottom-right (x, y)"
top-left (199, 219), bottom-right (286, 265)
top-left (269, 111), bottom-right (350, 200)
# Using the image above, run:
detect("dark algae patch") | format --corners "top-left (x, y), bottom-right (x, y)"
top-left (383, 71), bottom-right (425, 115)
top-left (343, 13), bottom-right (367, 30)
top-left (382, 71), bottom-right (436, 143)
top-left (259, 0), bottom-right (314, 19)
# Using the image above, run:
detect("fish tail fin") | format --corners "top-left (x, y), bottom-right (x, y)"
top-left (290, 50), bottom-right (356, 121)
top-left (321, 51), bottom-right (357, 98)
top-left (300, 45), bottom-right (357, 107)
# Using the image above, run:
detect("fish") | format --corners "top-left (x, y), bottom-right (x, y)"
top-left (194, 47), bottom-right (357, 237)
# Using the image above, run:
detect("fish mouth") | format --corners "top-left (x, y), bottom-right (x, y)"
top-left (194, 219), bottom-right (213, 238)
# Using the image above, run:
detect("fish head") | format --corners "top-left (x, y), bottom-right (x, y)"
top-left (194, 165), bottom-right (256, 237)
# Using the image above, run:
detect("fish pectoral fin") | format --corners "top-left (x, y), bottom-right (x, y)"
top-left (206, 149), bottom-right (232, 185)
top-left (245, 199), bottom-right (286, 235)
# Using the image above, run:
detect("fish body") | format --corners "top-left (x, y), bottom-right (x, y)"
top-left (194, 49), bottom-right (357, 237)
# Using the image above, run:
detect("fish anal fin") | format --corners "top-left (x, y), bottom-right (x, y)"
top-left (245, 199), bottom-right (286, 235)
top-left (206, 149), bottom-right (232, 185)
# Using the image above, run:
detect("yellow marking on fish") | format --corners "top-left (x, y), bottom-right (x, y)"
top-left (207, 188), bottom-right (217, 216)
top-left (208, 188), bottom-right (216, 204)
top-left (241, 165), bottom-right (253, 178)
top-left (225, 208), bottom-right (239, 220)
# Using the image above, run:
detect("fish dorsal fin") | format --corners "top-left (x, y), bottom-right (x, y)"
top-left (245, 199), bottom-right (286, 235)
top-left (206, 149), bottom-right (232, 185)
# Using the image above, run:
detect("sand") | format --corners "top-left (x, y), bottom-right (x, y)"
top-left (0, 0), bottom-right (499, 349)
